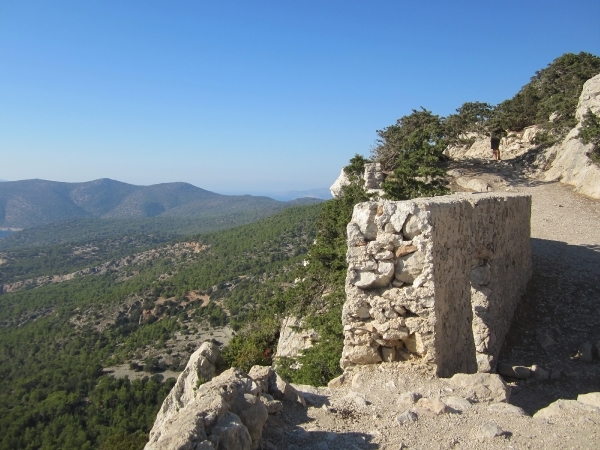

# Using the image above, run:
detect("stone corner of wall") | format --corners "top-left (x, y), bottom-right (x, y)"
top-left (341, 193), bottom-right (532, 377)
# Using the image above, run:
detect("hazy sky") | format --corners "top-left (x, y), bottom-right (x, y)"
top-left (1, 1), bottom-right (599, 195)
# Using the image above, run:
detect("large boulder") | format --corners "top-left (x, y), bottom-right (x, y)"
top-left (448, 373), bottom-right (511, 403)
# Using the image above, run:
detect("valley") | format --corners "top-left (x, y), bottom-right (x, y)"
top-left (0, 203), bottom-right (322, 449)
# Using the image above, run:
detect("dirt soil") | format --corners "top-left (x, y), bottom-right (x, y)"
top-left (264, 161), bottom-right (600, 450)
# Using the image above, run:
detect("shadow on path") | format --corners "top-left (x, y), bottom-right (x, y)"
top-left (500, 238), bottom-right (600, 414)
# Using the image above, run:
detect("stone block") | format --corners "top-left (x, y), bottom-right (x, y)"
top-left (341, 193), bottom-right (532, 377)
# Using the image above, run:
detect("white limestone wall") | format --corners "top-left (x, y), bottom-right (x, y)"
top-left (341, 193), bottom-right (532, 377)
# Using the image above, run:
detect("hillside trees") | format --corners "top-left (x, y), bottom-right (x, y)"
top-left (496, 52), bottom-right (600, 133)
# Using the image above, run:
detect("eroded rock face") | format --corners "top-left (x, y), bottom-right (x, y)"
top-left (330, 163), bottom-right (386, 198)
top-left (330, 169), bottom-right (351, 198)
top-left (341, 193), bottom-right (532, 377)
top-left (575, 73), bottom-right (600, 120)
top-left (145, 346), bottom-right (303, 450)
top-left (542, 73), bottom-right (600, 199)
top-left (274, 316), bottom-right (317, 360)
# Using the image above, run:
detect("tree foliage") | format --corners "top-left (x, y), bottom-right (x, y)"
top-left (371, 109), bottom-right (449, 200)
top-left (444, 101), bottom-right (497, 145)
top-left (496, 52), bottom-right (600, 132)
top-left (578, 111), bottom-right (600, 164)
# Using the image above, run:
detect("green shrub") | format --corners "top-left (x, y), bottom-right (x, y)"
top-left (374, 109), bottom-right (449, 200)
top-left (578, 110), bottom-right (600, 164)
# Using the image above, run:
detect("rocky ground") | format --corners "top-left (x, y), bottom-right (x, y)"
top-left (260, 161), bottom-right (600, 450)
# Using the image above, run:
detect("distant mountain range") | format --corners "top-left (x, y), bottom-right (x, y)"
top-left (0, 178), bottom-right (321, 229)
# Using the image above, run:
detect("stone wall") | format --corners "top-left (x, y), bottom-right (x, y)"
top-left (341, 193), bottom-right (532, 377)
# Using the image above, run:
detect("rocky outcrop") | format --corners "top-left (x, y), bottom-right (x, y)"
top-left (541, 73), bottom-right (600, 199)
top-left (329, 168), bottom-right (350, 198)
top-left (145, 343), bottom-right (305, 450)
top-left (445, 126), bottom-right (542, 161)
top-left (341, 193), bottom-right (532, 376)
top-left (575, 73), bottom-right (600, 119)
top-left (330, 163), bottom-right (385, 198)
top-left (273, 316), bottom-right (317, 363)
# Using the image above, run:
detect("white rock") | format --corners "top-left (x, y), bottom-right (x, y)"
top-left (456, 177), bottom-right (492, 192)
top-left (444, 396), bottom-right (472, 412)
top-left (497, 363), bottom-right (531, 379)
top-left (352, 202), bottom-right (379, 240)
top-left (327, 374), bottom-right (346, 389)
top-left (330, 169), bottom-right (350, 198)
top-left (210, 412), bottom-right (253, 450)
top-left (269, 372), bottom-right (306, 406)
top-left (231, 393), bottom-right (268, 442)
top-left (416, 397), bottom-right (449, 415)
top-left (448, 373), bottom-right (511, 403)
top-left (533, 399), bottom-right (600, 420)
top-left (344, 391), bottom-right (368, 407)
top-left (395, 251), bottom-right (425, 284)
top-left (396, 410), bottom-right (418, 425)
top-left (347, 222), bottom-right (366, 247)
top-left (575, 72), bottom-right (600, 120)
top-left (275, 316), bottom-right (316, 360)
top-left (398, 391), bottom-right (422, 405)
top-left (487, 403), bottom-right (528, 416)
top-left (403, 332), bottom-right (426, 355)
top-left (341, 344), bottom-right (382, 365)
top-left (145, 368), bottom-right (255, 450)
top-left (389, 203), bottom-right (413, 233)
top-left (477, 421), bottom-right (505, 439)
top-left (402, 214), bottom-right (421, 239)
top-left (578, 392), bottom-right (600, 408)
top-left (363, 163), bottom-right (385, 189)
top-left (542, 73), bottom-right (600, 199)
top-left (147, 341), bottom-right (221, 439)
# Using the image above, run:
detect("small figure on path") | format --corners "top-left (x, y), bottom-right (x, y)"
top-left (490, 128), bottom-right (503, 161)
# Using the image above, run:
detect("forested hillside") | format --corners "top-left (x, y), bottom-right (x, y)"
top-left (0, 204), bottom-right (321, 450)
top-left (1, 51), bottom-right (598, 450)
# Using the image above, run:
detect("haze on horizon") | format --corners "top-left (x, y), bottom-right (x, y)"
top-left (1, 0), bottom-right (599, 197)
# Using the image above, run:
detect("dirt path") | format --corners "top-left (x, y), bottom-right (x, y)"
top-left (263, 163), bottom-right (600, 450)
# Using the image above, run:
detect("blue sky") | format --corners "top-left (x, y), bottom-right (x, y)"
top-left (1, 1), bottom-right (599, 196)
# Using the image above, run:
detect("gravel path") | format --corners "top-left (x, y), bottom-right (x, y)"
top-left (264, 164), bottom-right (600, 450)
